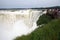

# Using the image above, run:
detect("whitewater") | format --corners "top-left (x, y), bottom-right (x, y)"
top-left (0, 9), bottom-right (46, 40)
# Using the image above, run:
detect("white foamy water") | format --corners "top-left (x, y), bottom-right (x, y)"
top-left (0, 9), bottom-right (46, 40)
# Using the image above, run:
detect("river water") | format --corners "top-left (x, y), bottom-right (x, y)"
top-left (0, 9), bottom-right (46, 40)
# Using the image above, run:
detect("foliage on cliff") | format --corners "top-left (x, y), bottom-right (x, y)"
top-left (37, 14), bottom-right (52, 26)
top-left (14, 17), bottom-right (60, 40)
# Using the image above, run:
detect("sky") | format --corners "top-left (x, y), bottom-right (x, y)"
top-left (0, 0), bottom-right (60, 8)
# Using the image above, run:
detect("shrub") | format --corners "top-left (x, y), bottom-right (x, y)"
top-left (14, 19), bottom-right (60, 40)
top-left (37, 14), bottom-right (52, 26)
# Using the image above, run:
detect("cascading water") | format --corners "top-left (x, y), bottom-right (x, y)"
top-left (0, 9), bottom-right (46, 40)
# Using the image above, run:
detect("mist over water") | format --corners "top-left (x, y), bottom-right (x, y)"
top-left (0, 9), bottom-right (46, 40)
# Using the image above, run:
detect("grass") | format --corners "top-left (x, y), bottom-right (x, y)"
top-left (14, 19), bottom-right (60, 40)
top-left (14, 14), bottom-right (60, 40)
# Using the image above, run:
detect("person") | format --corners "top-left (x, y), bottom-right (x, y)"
top-left (46, 9), bottom-right (54, 19)
top-left (53, 9), bottom-right (58, 19)
top-left (46, 9), bottom-right (50, 15)
top-left (57, 9), bottom-right (60, 18)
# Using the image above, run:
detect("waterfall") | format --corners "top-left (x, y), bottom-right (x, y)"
top-left (0, 9), bottom-right (46, 40)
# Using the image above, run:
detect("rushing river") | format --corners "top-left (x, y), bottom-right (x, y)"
top-left (0, 9), bottom-right (46, 40)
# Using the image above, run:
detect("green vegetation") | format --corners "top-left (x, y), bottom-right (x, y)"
top-left (14, 14), bottom-right (60, 40)
top-left (37, 14), bottom-right (52, 26)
